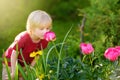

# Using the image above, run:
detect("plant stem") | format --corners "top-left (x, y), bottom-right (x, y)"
top-left (45, 43), bottom-right (63, 79)
top-left (52, 42), bottom-right (59, 57)
top-left (82, 55), bottom-right (86, 62)
top-left (51, 41), bottom-right (60, 79)
top-left (89, 55), bottom-right (93, 66)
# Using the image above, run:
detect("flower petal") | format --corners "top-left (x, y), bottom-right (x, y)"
top-left (36, 51), bottom-right (43, 55)
top-left (44, 31), bottom-right (56, 42)
top-left (30, 52), bottom-right (37, 57)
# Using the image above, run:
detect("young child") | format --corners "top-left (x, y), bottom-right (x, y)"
top-left (2, 10), bottom-right (52, 80)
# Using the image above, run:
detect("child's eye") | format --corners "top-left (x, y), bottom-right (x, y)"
top-left (47, 27), bottom-right (52, 30)
top-left (40, 28), bottom-right (44, 30)
top-left (46, 28), bottom-right (49, 30)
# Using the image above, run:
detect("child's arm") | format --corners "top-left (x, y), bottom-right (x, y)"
top-left (10, 50), bottom-right (17, 79)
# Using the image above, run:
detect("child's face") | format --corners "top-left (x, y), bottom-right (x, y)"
top-left (32, 25), bottom-right (51, 39)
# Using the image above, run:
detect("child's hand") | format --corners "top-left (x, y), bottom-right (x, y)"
top-left (4, 75), bottom-right (9, 80)
top-left (11, 73), bottom-right (15, 79)
top-left (4, 73), bottom-right (15, 80)
top-left (4, 74), bottom-right (9, 80)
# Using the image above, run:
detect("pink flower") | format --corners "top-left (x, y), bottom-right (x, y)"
top-left (104, 47), bottom-right (119, 61)
top-left (80, 43), bottom-right (94, 55)
top-left (44, 31), bottom-right (56, 42)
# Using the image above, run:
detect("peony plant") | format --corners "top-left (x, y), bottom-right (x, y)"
top-left (78, 42), bottom-right (120, 79)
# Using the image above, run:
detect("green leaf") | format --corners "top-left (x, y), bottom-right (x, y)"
top-left (18, 64), bottom-right (27, 80)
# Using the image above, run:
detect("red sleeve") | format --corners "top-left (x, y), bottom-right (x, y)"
top-left (4, 33), bottom-right (25, 58)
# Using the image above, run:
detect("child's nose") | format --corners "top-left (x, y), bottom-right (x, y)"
top-left (43, 29), bottom-right (49, 33)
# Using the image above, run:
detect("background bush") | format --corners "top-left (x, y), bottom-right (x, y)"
top-left (78, 0), bottom-right (120, 47)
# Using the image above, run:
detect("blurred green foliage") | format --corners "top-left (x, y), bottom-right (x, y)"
top-left (45, 0), bottom-right (90, 21)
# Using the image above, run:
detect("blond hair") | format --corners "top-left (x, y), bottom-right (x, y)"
top-left (26, 10), bottom-right (52, 31)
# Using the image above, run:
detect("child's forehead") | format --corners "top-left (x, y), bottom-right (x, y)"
top-left (39, 23), bottom-right (52, 28)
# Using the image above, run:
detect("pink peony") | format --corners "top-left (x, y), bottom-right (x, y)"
top-left (80, 43), bottom-right (94, 55)
top-left (104, 47), bottom-right (119, 61)
top-left (44, 31), bottom-right (56, 42)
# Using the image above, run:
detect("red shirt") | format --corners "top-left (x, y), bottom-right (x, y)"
top-left (3, 31), bottom-right (48, 66)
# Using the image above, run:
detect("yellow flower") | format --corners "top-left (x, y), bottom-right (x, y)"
top-left (36, 51), bottom-right (43, 55)
top-left (30, 51), bottom-right (36, 57)
top-left (39, 74), bottom-right (44, 80)
top-left (30, 51), bottom-right (43, 57)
